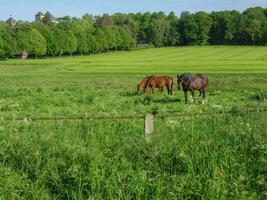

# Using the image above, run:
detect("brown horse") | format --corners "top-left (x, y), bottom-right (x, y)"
top-left (137, 76), bottom-right (154, 93)
top-left (144, 76), bottom-right (173, 95)
top-left (177, 73), bottom-right (208, 103)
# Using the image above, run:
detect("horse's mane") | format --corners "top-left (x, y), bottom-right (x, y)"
top-left (179, 73), bottom-right (193, 81)
top-left (143, 76), bottom-right (154, 89)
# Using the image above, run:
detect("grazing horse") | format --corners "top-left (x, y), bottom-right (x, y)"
top-left (137, 76), bottom-right (154, 93)
top-left (177, 74), bottom-right (208, 103)
top-left (144, 76), bottom-right (173, 95)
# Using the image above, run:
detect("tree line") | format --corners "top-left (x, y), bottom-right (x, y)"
top-left (0, 7), bottom-right (267, 59)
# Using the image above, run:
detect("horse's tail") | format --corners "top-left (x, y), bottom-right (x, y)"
top-left (198, 74), bottom-right (208, 89)
top-left (204, 75), bottom-right (209, 88)
top-left (166, 77), bottom-right (173, 95)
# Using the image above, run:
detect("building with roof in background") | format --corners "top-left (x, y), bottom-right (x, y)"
top-left (35, 11), bottom-right (45, 22)
top-left (35, 11), bottom-right (58, 23)
top-left (6, 16), bottom-right (16, 26)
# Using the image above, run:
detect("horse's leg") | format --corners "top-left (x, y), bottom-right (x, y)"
top-left (191, 90), bottom-right (196, 103)
top-left (184, 91), bottom-right (188, 104)
top-left (203, 89), bottom-right (206, 99)
top-left (152, 86), bottom-right (155, 93)
top-left (198, 89), bottom-right (203, 104)
top-left (144, 87), bottom-right (148, 95)
top-left (166, 85), bottom-right (169, 95)
top-left (144, 88), bottom-right (147, 95)
top-left (167, 85), bottom-right (172, 95)
top-left (167, 84), bottom-right (172, 95)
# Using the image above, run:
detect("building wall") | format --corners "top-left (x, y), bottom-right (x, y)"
top-left (35, 15), bottom-right (44, 22)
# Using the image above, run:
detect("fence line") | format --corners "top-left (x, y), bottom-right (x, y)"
top-left (0, 115), bottom-right (144, 122)
top-left (154, 107), bottom-right (267, 119)
top-left (0, 106), bottom-right (266, 122)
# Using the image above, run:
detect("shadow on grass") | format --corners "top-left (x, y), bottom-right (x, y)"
top-left (152, 97), bottom-right (181, 104)
top-left (120, 91), bottom-right (139, 97)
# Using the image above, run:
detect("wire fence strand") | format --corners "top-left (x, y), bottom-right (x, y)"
top-left (0, 107), bottom-right (266, 122)
top-left (155, 107), bottom-right (267, 119)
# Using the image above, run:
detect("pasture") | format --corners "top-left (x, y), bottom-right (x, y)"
top-left (0, 46), bottom-right (267, 199)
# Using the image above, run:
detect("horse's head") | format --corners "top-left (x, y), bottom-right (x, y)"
top-left (137, 84), bottom-right (141, 92)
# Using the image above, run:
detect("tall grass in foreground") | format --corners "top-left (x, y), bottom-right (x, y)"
top-left (0, 112), bottom-right (266, 199)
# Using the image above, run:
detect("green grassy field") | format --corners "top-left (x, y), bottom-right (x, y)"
top-left (0, 46), bottom-right (267, 199)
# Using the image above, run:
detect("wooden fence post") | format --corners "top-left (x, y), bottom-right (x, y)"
top-left (145, 114), bottom-right (154, 142)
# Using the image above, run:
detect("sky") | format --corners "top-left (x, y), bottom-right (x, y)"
top-left (1, 0), bottom-right (267, 21)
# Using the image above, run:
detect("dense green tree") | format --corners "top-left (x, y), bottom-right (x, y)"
top-left (118, 27), bottom-right (134, 50)
top-left (44, 30), bottom-right (58, 56)
top-left (181, 12), bottom-right (212, 45)
top-left (195, 12), bottom-right (212, 45)
top-left (113, 26), bottom-right (122, 51)
top-left (103, 28), bottom-right (117, 49)
top-left (165, 12), bottom-right (180, 46)
top-left (42, 15), bottom-right (53, 26)
top-left (98, 14), bottom-right (114, 28)
top-left (76, 30), bottom-right (89, 55)
top-left (0, 29), bottom-right (16, 58)
top-left (149, 18), bottom-right (168, 47)
top-left (87, 33), bottom-right (97, 53)
top-left (137, 12), bottom-right (152, 43)
top-left (151, 11), bottom-right (166, 20)
top-left (82, 14), bottom-right (94, 22)
top-left (54, 24), bottom-right (77, 56)
top-left (210, 12), bottom-right (224, 44)
top-left (210, 11), bottom-right (241, 45)
top-left (65, 31), bottom-right (77, 56)
top-left (33, 23), bottom-right (58, 56)
top-left (178, 11), bottom-right (190, 45)
top-left (29, 29), bottom-right (47, 58)
top-left (57, 16), bottom-right (71, 22)
top-left (94, 28), bottom-right (108, 52)
top-left (16, 28), bottom-right (46, 58)
top-left (183, 13), bottom-right (198, 45)
top-left (113, 13), bottom-right (137, 44)
top-left (71, 19), bottom-right (94, 55)
top-left (54, 28), bottom-right (68, 56)
top-left (224, 11), bottom-right (239, 44)
top-left (243, 7), bottom-right (266, 45)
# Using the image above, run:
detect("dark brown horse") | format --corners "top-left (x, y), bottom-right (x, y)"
top-left (137, 76), bottom-right (154, 93)
top-left (144, 76), bottom-right (173, 95)
top-left (177, 74), bottom-right (208, 103)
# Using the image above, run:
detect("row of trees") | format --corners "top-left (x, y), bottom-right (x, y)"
top-left (131, 7), bottom-right (267, 46)
top-left (0, 15), bottom-right (136, 58)
top-left (0, 7), bottom-right (267, 59)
